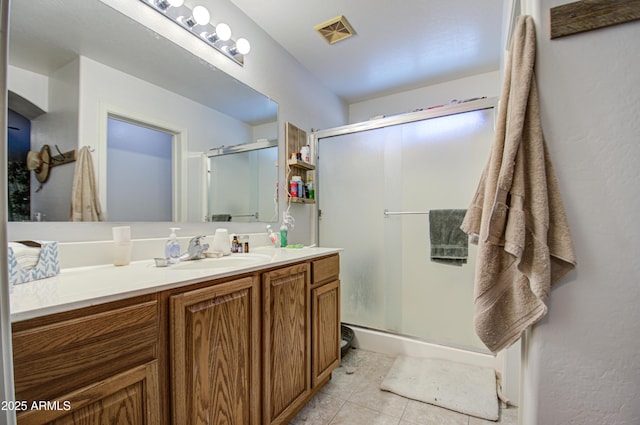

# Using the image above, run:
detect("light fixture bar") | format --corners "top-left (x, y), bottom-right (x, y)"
top-left (139, 0), bottom-right (250, 66)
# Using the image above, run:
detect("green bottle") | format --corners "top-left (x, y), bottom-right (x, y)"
top-left (280, 224), bottom-right (288, 247)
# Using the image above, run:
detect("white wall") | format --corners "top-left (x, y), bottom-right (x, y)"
top-left (348, 71), bottom-right (500, 123)
top-left (30, 59), bottom-right (80, 221)
top-left (9, 63), bottom-right (79, 221)
top-left (7, 65), bottom-right (48, 112)
top-left (520, 4), bottom-right (640, 425)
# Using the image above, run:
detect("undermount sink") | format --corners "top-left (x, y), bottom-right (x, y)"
top-left (171, 253), bottom-right (271, 270)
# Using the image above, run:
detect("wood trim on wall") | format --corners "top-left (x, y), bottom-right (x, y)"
top-left (550, 0), bottom-right (640, 39)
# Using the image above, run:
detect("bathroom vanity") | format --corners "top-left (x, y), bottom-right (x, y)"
top-left (9, 248), bottom-right (341, 425)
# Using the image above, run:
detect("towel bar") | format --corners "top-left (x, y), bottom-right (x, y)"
top-left (383, 209), bottom-right (429, 217)
top-left (231, 213), bottom-right (259, 218)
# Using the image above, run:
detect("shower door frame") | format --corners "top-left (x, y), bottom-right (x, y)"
top-left (311, 97), bottom-right (498, 350)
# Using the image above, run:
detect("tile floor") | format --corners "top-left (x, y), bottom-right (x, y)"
top-left (291, 348), bottom-right (518, 425)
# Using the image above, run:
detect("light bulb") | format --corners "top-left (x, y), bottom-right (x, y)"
top-left (192, 6), bottom-right (210, 25)
top-left (203, 23), bottom-right (232, 43)
top-left (215, 23), bottom-right (232, 41)
top-left (154, 0), bottom-right (183, 10)
top-left (235, 38), bottom-right (251, 55)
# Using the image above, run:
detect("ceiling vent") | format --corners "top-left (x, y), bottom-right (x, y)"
top-left (314, 15), bottom-right (356, 45)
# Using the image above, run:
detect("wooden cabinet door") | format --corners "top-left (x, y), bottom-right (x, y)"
top-left (311, 279), bottom-right (340, 387)
top-left (17, 361), bottom-right (160, 425)
top-left (170, 276), bottom-right (260, 425)
top-left (262, 263), bottom-right (311, 425)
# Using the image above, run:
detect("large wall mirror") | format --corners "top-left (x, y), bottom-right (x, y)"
top-left (6, 0), bottom-right (279, 223)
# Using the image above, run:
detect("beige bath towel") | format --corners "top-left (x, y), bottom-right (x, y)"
top-left (70, 146), bottom-right (104, 222)
top-left (460, 16), bottom-right (576, 353)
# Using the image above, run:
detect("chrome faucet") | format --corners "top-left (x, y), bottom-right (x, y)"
top-left (180, 236), bottom-right (210, 261)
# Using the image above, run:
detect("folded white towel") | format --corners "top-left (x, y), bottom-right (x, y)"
top-left (8, 242), bottom-right (42, 270)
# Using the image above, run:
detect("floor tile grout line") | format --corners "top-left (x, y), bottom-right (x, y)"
top-left (325, 397), bottom-right (347, 425)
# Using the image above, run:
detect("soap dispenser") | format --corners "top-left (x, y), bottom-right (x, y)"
top-left (165, 227), bottom-right (181, 265)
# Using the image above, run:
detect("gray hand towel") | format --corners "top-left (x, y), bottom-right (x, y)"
top-left (429, 209), bottom-right (468, 266)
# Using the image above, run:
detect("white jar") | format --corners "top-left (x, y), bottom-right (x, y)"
top-left (112, 226), bottom-right (132, 266)
top-left (212, 228), bottom-right (231, 255)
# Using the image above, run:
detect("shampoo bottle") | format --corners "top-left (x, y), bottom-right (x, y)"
top-left (165, 227), bottom-right (181, 265)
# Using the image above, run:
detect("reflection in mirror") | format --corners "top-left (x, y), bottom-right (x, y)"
top-left (107, 117), bottom-right (174, 221)
top-left (7, 0), bottom-right (278, 222)
top-left (207, 140), bottom-right (279, 223)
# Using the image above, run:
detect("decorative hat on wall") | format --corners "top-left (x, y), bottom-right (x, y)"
top-left (26, 145), bottom-right (51, 183)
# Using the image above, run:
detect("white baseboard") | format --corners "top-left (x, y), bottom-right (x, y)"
top-left (347, 325), bottom-right (503, 372)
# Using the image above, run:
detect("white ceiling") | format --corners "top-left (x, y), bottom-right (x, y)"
top-left (229, 0), bottom-right (505, 103)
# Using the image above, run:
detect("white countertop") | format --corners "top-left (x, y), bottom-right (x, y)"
top-left (10, 246), bottom-right (341, 323)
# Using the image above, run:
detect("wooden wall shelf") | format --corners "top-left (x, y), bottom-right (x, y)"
top-left (286, 122), bottom-right (316, 204)
top-left (287, 159), bottom-right (316, 170)
top-left (290, 198), bottom-right (315, 204)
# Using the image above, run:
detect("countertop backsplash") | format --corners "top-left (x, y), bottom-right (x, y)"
top-left (57, 232), bottom-right (273, 269)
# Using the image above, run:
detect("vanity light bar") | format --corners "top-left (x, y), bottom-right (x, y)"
top-left (139, 0), bottom-right (250, 66)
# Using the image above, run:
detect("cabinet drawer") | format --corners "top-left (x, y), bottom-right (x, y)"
top-left (17, 361), bottom-right (161, 425)
top-left (13, 297), bottom-right (160, 404)
top-left (312, 254), bottom-right (340, 285)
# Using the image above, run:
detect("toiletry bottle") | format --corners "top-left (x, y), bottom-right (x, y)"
top-left (267, 224), bottom-right (280, 248)
top-left (290, 179), bottom-right (298, 198)
top-left (280, 223), bottom-right (288, 247)
top-left (267, 225), bottom-right (279, 247)
top-left (231, 235), bottom-right (239, 253)
top-left (307, 174), bottom-right (314, 200)
top-left (241, 235), bottom-right (249, 253)
top-left (293, 176), bottom-right (303, 198)
top-left (237, 235), bottom-right (245, 253)
top-left (301, 145), bottom-right (310, 163)
top-left (165, 227), bottom-right (181, 265)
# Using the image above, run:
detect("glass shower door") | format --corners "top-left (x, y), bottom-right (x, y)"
top-left (317, 125), bottom-right (398, 331)
top-left (317, 108), bottom-right (494, 351)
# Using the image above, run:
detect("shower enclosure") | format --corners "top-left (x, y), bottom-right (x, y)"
top-left (314, 99), bottom-right (496, 352)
